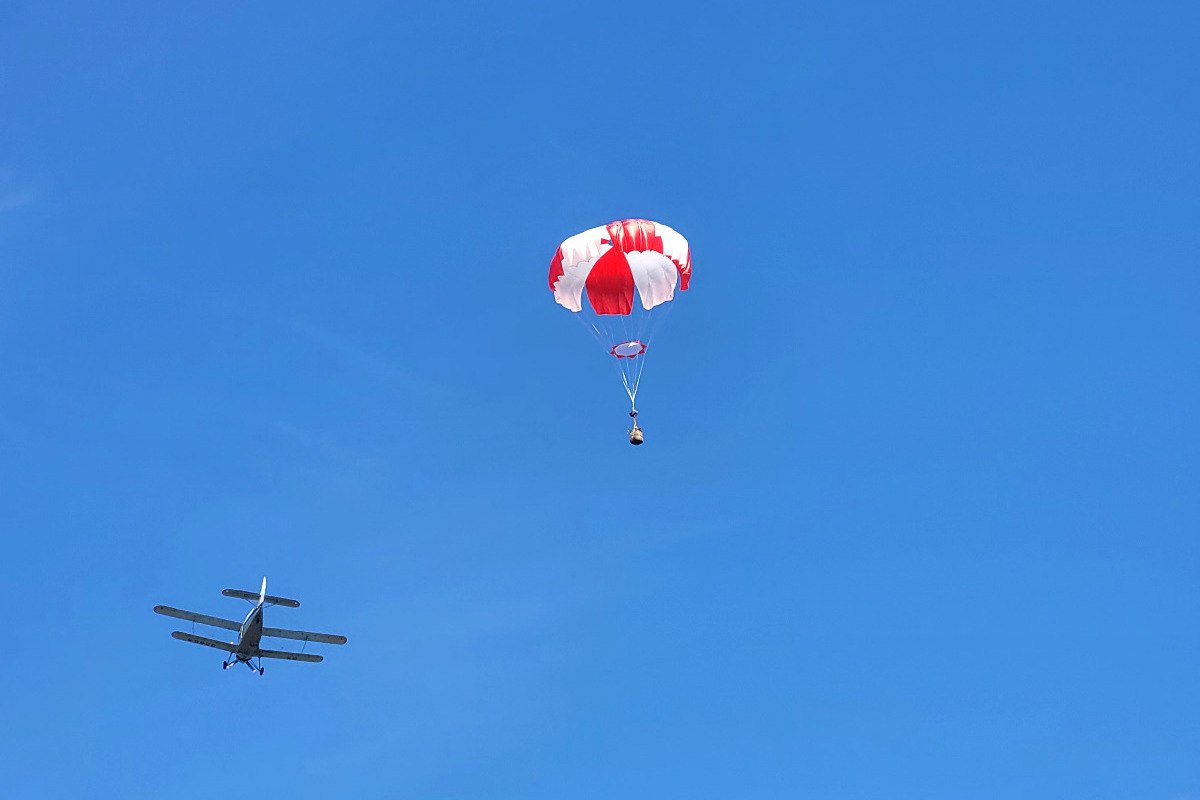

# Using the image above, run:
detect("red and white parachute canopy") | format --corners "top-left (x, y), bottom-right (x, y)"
top-left (548, 219), bottom-right (691, 315)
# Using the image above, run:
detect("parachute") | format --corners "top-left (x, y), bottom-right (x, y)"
top-left (548, 219), bottom-right (692, 444)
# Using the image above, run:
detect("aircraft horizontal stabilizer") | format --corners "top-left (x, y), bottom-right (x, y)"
top-left (221, 588), bottom-right (300, 608)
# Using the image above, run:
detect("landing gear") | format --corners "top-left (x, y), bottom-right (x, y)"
top-left (222, 655), bottom-right (264, 675)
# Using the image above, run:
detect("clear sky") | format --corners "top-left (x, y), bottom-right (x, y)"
top-left (1, 2), bottom-right (1197, 797)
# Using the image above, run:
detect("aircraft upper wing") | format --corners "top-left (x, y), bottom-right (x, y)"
top-left (221, 589), bottom-right (300, 608)
top-left (262, 627), bottom-right (347, 646)
top-left (171, 631), bottom-right (236, 652)
top-left (154, 605), bottom-right (240, 632)
top-left (257, 648), bottom-right (323, 663)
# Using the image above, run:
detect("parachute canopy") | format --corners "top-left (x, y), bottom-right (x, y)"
top-left (548, 219), bottom-right (691, 315)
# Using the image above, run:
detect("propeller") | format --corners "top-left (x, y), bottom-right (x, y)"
top-left (259, 576), bottom-right (267, 606)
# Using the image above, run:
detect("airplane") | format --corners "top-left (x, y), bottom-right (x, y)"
top-left (153, 577), bottom-right (347, 675)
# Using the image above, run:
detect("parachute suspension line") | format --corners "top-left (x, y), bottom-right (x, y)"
top-left (623, 345), bottom-right (649, 407)
top-left (570, 281), bottom-right (673, 420)
top-left (575, 314), bottom-right (605, 352)
top-left (620, 367), bottom-right (637, 407)
top-left (576, 312), bottom-right (638, 410)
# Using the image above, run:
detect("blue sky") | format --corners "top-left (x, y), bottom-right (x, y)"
top-left (1, 2), bottom-right (1197, 797)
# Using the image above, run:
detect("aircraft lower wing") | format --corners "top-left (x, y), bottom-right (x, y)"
top-left (257, 648), bottom-right (322, 663)
top-left (172, 631), bottom-right (236, 652)
top-left (262, 627), bottom-right (348, 645)
top-left (221, 589), bottom-right (300, 608)
top-left (155, 605), bottom-right (240, 632)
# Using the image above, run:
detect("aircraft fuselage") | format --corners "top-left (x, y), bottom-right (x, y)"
top-left (234, 603), bottom-right (265, 659)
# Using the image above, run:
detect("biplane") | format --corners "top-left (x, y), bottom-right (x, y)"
top-left (154, 577), bottom-right (346, 675)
